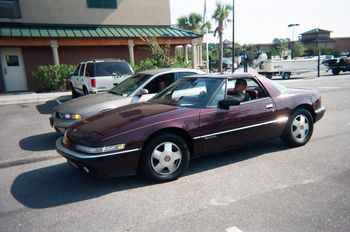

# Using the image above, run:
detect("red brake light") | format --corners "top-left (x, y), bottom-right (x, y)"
top-left (91, 79), bottom-right (96, 88)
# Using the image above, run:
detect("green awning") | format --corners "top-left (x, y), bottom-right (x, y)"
top-left (0, 24), bottom-right (201, 39)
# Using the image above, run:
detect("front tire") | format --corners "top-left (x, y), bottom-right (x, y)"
top-left (281, 109), bottom-right (314, 147)
top-left (141, 133), bottom-right (190, 182)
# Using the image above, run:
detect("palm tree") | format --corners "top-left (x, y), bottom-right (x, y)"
top-left (177, 12), bottom-right (210, 34)
top-left (212, 2), bottom-right (233, 73)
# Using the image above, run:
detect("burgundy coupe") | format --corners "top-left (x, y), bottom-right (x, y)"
top-left (56, 74), bottom-right (325, 182)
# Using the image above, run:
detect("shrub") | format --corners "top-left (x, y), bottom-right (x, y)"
top-left (32, 64), bottom-right (76, 92)
top-left (132, 37), bottom-right (193, 73)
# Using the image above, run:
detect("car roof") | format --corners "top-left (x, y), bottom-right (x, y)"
top-left (81, 59), bottom-right (127, 63)
top-left (139, 68), bottom-right (203, 76)
top-left (186, 73), bottom-right (256, 79)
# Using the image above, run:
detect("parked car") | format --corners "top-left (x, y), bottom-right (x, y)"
top-left (50, 68), bottom-right (203, 133)
top-left (56, 73), bottom-right (325, 182)
top-left (70, 59), bottom-right (133, 97)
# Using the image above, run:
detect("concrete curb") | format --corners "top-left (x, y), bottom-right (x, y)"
top-left (0, 91), bottom-right (71, 106)
top-left (0, 154), bottom-right (62, 169)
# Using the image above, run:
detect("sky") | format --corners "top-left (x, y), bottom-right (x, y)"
top-left (170, 0), bottom-right (350, 44)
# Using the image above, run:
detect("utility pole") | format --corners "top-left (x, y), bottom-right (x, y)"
top-left (288, 23), bottom-right (300, 59)
top-left (232, 0), bottom-right (235, 73)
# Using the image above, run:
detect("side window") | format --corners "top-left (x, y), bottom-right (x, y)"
top-left (177, 72), bottom-right (196, 80)
top-left (226, 78), bottom-right (268, 102)
top-left (144, 73), bottom-right (175, 94)
top-left (79, 63), bottom-right (86, 76)
top-left (74, 64), bottom-right (82, 76)
top-left (207, 83), bottom-right (225, 107)
top-left (85, 63), bottom-right (94, 77)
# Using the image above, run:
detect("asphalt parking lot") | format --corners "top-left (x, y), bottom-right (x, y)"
top-left (0, 73), bottom-right (350, 232)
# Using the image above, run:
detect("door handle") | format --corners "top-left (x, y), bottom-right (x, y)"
top-left (266, 104), bottom-right (274, 109)
top-left (3, 68), bottom-right (7, 75)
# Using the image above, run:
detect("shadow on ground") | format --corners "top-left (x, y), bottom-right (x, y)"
top-left (11, 139), bottom-right (289, 209)
top-left (36, 100), bottom-right (58, 115)
top-left (19, 132), bottom-right (60, 151)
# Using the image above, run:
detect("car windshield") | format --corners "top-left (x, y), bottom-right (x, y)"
top-left (109, 73), bottom-right (152, 96)
top-left (150, 77), bottom-right (223, 108)
top-left (95, 62), bottom-right (133, 76)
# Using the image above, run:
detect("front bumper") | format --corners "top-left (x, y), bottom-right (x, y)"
top-left (314, 106), bottom-right (326, 123)
top-left (49, 116), bottom-right (77, 134)
top-left (56, 137), bottom-right (141, 176)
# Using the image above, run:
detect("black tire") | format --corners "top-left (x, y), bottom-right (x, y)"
top-left (71, 83), bottom-right (79, 98)
top-left (141, 133), bottom-right (190, 182)
top-left (83, 86), bottom-right (89, 95)
top-left (332, 69), bottom-right (340, 75)
top-left (266, 73), bottom-right (273, 79)
top-left (281, 108), bottom-right (314, 147)
top-left (282, 72), bottom-right (291, 80)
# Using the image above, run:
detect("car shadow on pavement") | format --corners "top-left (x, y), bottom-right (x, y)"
top-left (19, 132), bottom-right (61, 151)
top-left (36, 100), bottom-right (58, 115)
top-left (11, 139), bottom-right (290, 209)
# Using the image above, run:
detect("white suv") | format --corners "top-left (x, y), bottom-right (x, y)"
top-left (70, 59), bottom-right (133, 97)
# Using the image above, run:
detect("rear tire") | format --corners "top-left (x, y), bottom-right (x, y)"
top-left (281, 108), bottom-right (314, 147)
top-left (332, 69), bottom-right (340, 75)
top-left (141, 133), bottom-right (190, 182)
top-left (282, 72), bottom-right (291, 80)
top-left (71, 83), bottom-right (79, 98)
top-left (83, 86), bottom-right (89, 95)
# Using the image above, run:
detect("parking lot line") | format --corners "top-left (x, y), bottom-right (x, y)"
top-left (225, 226), bottom-right (243, 232)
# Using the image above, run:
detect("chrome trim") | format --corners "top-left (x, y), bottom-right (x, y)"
top-left (315, 106), bottom-right (326, 114)
top-left (56, 137), bottom-right (140, 159)
top-left (193, 117), bottom-right (289, 140)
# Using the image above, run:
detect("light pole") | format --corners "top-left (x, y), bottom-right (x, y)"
top-left (232, 0), bottom-right (235, 73)
top-left (288, 23), bottom-right (300, 59)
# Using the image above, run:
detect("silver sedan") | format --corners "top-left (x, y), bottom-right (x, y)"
top-left (50, 68), bottom-right (203, 134)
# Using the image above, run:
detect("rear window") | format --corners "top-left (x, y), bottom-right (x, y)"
top-left (94, 62), bottom-right (133, 77)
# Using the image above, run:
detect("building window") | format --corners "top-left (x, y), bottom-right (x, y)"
top-left (0, 0), bottom-right (21, 18)
top-left (87, 0), bottom-right (117, 9)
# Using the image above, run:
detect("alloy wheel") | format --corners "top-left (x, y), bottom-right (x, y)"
top-left (151, 142), bottom-right (182, 175)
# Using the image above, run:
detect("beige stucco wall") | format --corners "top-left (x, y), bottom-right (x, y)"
top-left (1, 0), bottom-right (171, 25)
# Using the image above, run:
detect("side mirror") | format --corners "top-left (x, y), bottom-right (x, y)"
top-left (136, 88), bottom-right (149, 96)
top-left (218, 99), bottom-right (240, 110)
top-left (68, 72), bottom-right (74, 78)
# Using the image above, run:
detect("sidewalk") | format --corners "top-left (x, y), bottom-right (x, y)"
top-left (0, 91), bottom-right (72, 106)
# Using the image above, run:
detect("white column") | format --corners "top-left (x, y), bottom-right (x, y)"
top-left (198, 44), bottom-right (203, 65)
top-left (128, 39), bottom-right (135, 65)
top-left (184, 45), bottom-right (189, 64)
top-left (191, 41), bottom-right (197, 69)
top-left (50, 40), bottom-right (60, 65)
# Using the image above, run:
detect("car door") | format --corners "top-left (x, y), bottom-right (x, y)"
top-left (197, 78), bottom-right (281, 155)
top-left (70, 63), bottom-right (81, 92)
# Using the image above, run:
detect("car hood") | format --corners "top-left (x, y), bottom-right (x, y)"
top-left (68, 102), bottom-right (194, 145)
top-left (55, 92), bottom-right (131, 117)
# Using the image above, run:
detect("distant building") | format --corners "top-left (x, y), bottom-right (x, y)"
top-left (0, 0), bottom-right (202, 92)
top-left (300, 28), bottom-right (336, 54)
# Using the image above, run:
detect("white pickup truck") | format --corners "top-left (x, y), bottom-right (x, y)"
top-left (70, 59), bottom-right (133, 97)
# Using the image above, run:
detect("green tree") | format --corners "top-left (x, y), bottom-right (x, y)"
top-left (292, 41), bottom-right (306, 57)
top-left (271, 38), bottom-right (289, 58)
top-left (177, 12), bottom-right (211, 34)
top-left (212, 2), bottom-right (233, 72)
